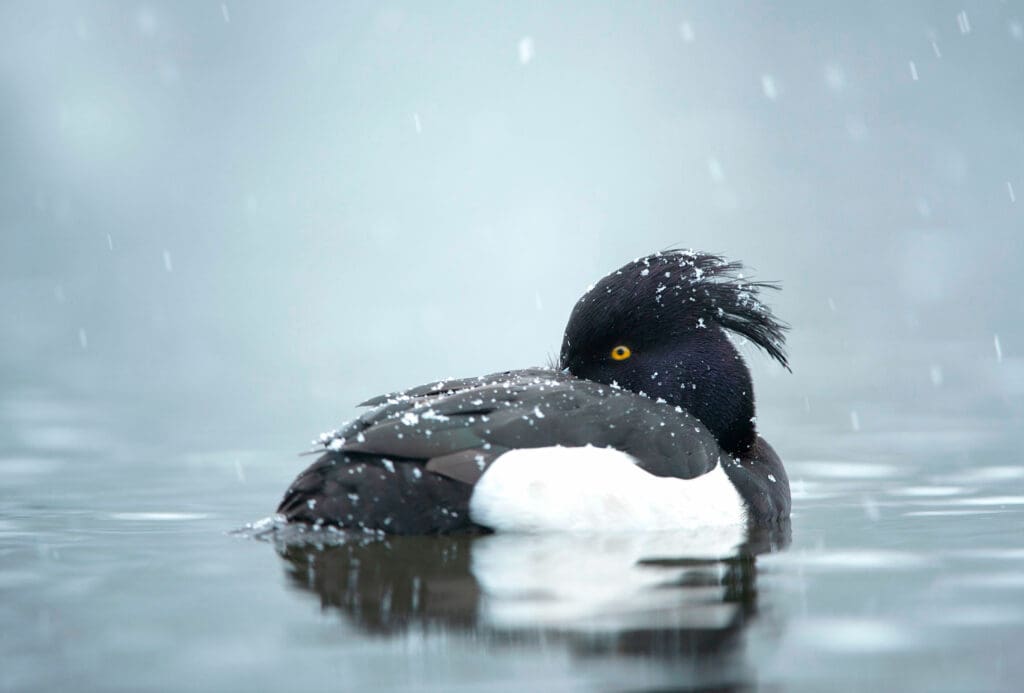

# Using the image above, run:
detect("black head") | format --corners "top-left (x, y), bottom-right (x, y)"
top-left (558, 250), bottom-right (789, 455)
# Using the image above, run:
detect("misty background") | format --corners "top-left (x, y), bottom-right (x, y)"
top-left (5, 4), bottom-right (1024, 691)
top-left (2, 1), bottom-right (1021, 454)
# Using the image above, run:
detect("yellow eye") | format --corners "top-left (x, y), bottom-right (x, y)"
top-left (610, 345), bottom-right (632, 361)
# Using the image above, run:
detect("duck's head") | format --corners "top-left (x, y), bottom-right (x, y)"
top-left (559, 250), bottom-right (789, 456)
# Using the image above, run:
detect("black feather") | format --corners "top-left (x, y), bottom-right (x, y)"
top-left (560, 249), bottom-right (789, 371)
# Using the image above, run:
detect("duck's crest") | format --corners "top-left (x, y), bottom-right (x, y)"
top-left (632, 249), bottom-right (790, 370)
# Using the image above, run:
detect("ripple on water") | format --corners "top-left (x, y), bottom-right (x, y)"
top-left (904, 509), bottom-right (1012, 517)
top-left (950, 548), bottom-right (1024, 561)
top-left (938, 466), bottom-right (1024, 484)
top-left (936, 573), bottom-right (1024, 590)
top-left (789, 479), bottom-right (844, 501)
top-left (887, 486), bottom-right (966, 498)
top-left (773, 550), bottom-right (929, 572)
top-left (0, 570), bottom-right (44, 590)
top-left (787, 461), bottom-right (904, 480)
top-left (0, 457), bottom-right (63, 482)
top-left (946, 496), bottom-right (1024, 507)
top-left (109, 512), bottom-right (210, 521)
top-left (790, 618), bottom-right (919, 653)
top-left (927, 606), bottom-right (1024, 627)
top-left (18, 425), bottom-right (108, 452)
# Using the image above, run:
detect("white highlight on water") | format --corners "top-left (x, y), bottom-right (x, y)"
top-left (473, 529), bottom-right (746, 630)
top-left (518, 37), bottom-right (534, 65)
top-left (786, 550), bottom-right (927, 571)
top-left (111, 512), bottom-right (209, 521)
top-left (929, 365), bottom-right (943, 386)
top-left (932, 41), bottom-right (942, 58)
top-left (221, 4), bottom-right (230, 23)
top-left (888, 486), bottom-right (964, 498)
top-left (106, 233), bottom-right (114, 250)
top-left (413, 112), bottom-right (422, 134)
top-left (792, 618), bottom-right (916, 653)
top-left (761, 74), bottom-right (778, 100)
top-left (78, 328), bottom-right (88, 350)
top-left (1008, 181), bottom-right (1016, 203)
top-left (994, 334), bottom-right (1003, 362)
top-left (908, 61), bottom-right (918, 81)
top-left (163, 250), bottom-right (173, 272)
top-left (678, 21), bottom-right (695, 43)
top-left (850, 410), bottom-right (861, 432)
top-left (948, 496), bottom-right (1024, 507)
top-left (788, 459), bottom-right (903, 479)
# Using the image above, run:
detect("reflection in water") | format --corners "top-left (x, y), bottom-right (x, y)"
top-left (275, 523), bottom-right (789, 681)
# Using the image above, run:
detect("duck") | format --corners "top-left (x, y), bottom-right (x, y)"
top-left (276, 250), bottom-right (791, 534)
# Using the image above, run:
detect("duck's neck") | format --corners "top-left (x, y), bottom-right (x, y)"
top-left (667, 328), bottom-right (757, 456)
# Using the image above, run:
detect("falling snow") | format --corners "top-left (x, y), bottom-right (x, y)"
top-left (518, 37), bottom-right (534, 65)
top-left (707, 157), bottom-right (725, 183)
top-left (957, 11), bottom-right (971, 34)
top-left (824, 64), bottom-right (846, 92)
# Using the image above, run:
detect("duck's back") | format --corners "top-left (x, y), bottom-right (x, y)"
top-left (277, 368), bottom-right (752, 534)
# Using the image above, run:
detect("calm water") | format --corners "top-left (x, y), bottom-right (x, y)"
top-left (2, 368), bottom-right (1022, 692)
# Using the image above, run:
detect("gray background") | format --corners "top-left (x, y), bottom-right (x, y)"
top-left (3, 1), bottom-right (1021, 449)
top-left (3, 4), bottom-right (1024, 692)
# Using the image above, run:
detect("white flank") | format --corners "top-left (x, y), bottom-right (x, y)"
top-left (469, 445), bottom-right (746, 532)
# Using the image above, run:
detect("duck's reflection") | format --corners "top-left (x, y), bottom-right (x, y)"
top-left (277, 522), bottom-right (788, 666)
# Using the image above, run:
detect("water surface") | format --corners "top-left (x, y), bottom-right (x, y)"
top-left (2, 379), bottom-right (1022, 691)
